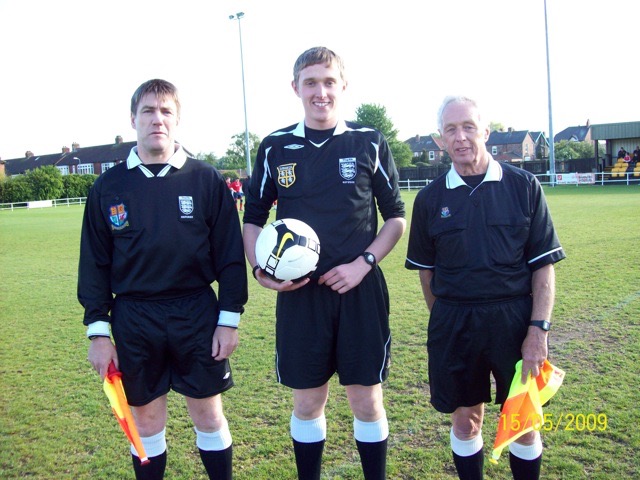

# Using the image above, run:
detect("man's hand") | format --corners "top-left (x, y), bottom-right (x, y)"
top-left (520, 326), bottom-right (548, 383)
top-left (318, 256), bottom-right (371, 294)
top-left (88, 337), bottom-right (118, 380)
top-left (212, 326), bottom-right (240, 361)
top-left (254, 267), bottom-right (310, 292)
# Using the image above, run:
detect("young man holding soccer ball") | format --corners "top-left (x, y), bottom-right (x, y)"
top-left (243, 47), bottom-right (406, 479)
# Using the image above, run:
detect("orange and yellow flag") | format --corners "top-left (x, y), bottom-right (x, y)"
top-left (103, 361), bottom-right (150, 465)
top-left (490, 359), bottom-right (565, 464)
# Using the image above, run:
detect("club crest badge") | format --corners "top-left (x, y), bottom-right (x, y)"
top-left (179, 196), bottom-right (194, 217)
top-left (277, 163), bottom-right (297, 188)
top-left (109, 203), bottom-right (129, 230)
top-left (339, 158), bottom-right (357, 181)
top-left (441, 207), bottom-right (451, 218)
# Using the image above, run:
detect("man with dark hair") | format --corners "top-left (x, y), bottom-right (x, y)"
top-left (243, 47), bottom-right (405, 479)
top-left (406, 96), bottom-right (565, 480)
top-left (78, 79), bottom-right (247, 480)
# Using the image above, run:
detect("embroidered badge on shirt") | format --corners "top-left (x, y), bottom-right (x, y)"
top-left (179, 196), bottom-right (194, 218)
top-left (277, 163), bottom-right (297, 188)
top-left (441, 207), bottom-right (451, 218)
top-left (109, 203), bottom-right (129, 230)
top-left (339, 157), bottom-right (357, 181)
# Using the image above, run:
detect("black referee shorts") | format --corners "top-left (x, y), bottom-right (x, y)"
top-left (426, 295), bottom-right (532, 413)
top-left (275, 267), bottom-right (391, 389)
top-left (111, 287), bottom-right (233, 406)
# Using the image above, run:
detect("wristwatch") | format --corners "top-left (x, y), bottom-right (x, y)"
top-left (362, 252), bottom-right (377, 268)
top-left (529, 320), bottom-right (551, 331)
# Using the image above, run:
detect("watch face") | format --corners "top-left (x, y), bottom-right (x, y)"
top-left (363, 253), bottom-right (375, 266)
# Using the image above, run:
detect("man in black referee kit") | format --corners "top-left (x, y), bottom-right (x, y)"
top-left (243, 47), bottom-right (406, 479)
top-left (78, 79), bottom-right (248, 480)
top-left (405, 96), bottom-right (565, 480)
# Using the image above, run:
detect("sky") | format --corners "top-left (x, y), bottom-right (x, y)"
top-left (0, 0), bottom-right (638, 161)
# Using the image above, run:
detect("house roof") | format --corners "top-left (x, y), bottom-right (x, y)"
top-left (528, 131), bottom-right (549, 145)
top-left (4, 139), bottom-right (194, 176)
top-left (486, 130), bottom-right (531, 145)
top-left (4, 152), bottom-right (63, 176)
top-left (405, 134), bottom-right (444, 153)
top-left (554, 125), bottom-right (590, 142)
top-left (55, 141), bottom-right (136, 167)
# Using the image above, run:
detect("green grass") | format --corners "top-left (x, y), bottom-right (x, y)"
top-left (1, 185), bottom-right (639, 479)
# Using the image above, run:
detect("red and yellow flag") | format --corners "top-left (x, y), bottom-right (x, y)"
top-left (103, 361), bottom-right (150, 465)
top-left (490, 359), bottom-right (565, 464)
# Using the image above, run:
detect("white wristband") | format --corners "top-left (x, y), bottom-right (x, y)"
top-left (217, 310), bottom-right (240, 328)
top-left (86, 320), bottom-right (111, 339)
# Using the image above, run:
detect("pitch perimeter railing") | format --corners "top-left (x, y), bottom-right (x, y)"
top-left (0, 197), bottom-right (87, 211)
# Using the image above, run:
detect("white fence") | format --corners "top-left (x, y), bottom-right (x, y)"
top-left (2, 173), bottom-right (638, 209)
top-left (0, 197), bottom-right (87, 211)
top-left (399, 172), bottom-right (639, 191)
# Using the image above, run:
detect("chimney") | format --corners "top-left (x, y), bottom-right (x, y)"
top-left (25, 150), bottom-right (34, 158)
top-left (62, 146), bottom-right (70, 154)
top-left (508, 127), bottom-right (513, 133)
top-left (72, 142), bottom-right (80, 151)
top-left (415, 134), bottom-right (420, 142)
top-left (115, 135), bottom-right (123, 144)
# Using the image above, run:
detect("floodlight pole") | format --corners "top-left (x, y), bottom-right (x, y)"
top-left (544, 0), bottom-right (555, 186)
top-left (229, 12), bottom-right (252, 177)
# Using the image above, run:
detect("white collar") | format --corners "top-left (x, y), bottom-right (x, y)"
top-left (292, 119), bottom-right (348, 138)
top-left (126, 144), bottom-right (187, 171)
top-left (446, 156), bottom-right (503, 189)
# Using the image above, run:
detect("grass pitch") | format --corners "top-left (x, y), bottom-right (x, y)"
top-left (1, 185), bottom-right (639, 479)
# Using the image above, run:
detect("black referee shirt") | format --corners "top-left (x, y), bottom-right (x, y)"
top-left (405, 159), bottom-right (565, 302)
top-left (78, 147), bottom-right (248, 325)
top-left (244, 120), bottom-right (405, 277)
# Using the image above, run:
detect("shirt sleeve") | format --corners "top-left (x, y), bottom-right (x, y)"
top-left (405, 189), bottom-right (435, 270)
top-left (525, 177), bottom-right (566, 271)
top-left (243, 140), bottom-right (278, 227)
top-left (77, 180), bottom-right (115, 326)
top-left (373, 135), bottom-right (405, 221)
top-left (209, 172), bottom-right (248, 316)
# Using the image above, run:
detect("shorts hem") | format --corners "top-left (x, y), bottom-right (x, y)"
top-left (172, 381), bottom-right (235, 399)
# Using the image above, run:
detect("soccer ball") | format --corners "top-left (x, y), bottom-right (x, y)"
top-left (255, 218), bottom-right (321, 281)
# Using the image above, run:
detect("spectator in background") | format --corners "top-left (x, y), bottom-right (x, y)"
top-left (230, 178), bottom-right (244, 211)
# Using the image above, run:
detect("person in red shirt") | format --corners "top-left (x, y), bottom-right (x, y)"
top-left (230, 179), bottom-right (244, 211)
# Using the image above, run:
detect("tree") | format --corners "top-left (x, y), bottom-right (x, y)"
top-left (196, 152), bottom-right (219, 167)
top-left (353, 103), bottom-right (411, 167)
top-left (389, 140), bottom-right (412, 168)
top-left (220, 132), bottom-right (262, 171)
top-left (554, 140), bottom-right (595, 160)
top-left (354, 104), bottom-right (399, 142)
top-left (490, 121), bottom-right (505, 132)
top-left (26, 166), bottom-right (64, 200)
top-left (63, 174), bottom-right (97, 198)
top-left (0, 176), bottom-right (33, 203)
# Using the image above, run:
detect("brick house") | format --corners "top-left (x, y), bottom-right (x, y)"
top-left (4, 136), bottom-right (135, 177)
top-left (404, 134), bottom-right (446, 164)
